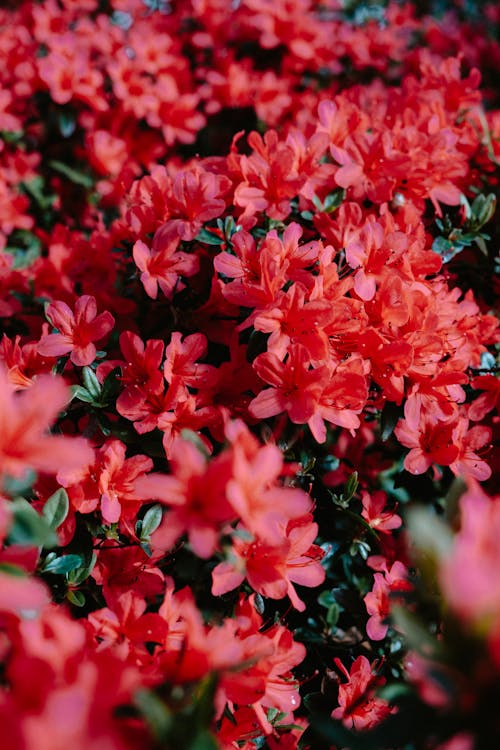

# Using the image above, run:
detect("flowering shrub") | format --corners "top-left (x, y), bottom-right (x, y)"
top-left (0, 1), bottom-right (499, 748)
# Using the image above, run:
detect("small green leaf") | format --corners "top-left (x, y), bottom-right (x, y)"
top-left (344, 471), bottom-right (359, 501)
top-left (42, 553), bottom-right (85, 575)
top-left (317, 590), bottom-right (335, 608)
top-left (101, 367), bottom-right (121, 403)
top-left (380, 401), bottom-right (402, 441)
top-left (377, 683), bottom-right (413, 703)
top-left (58, 110), bottom-right (77, 138)
top-left (67, 590), bottom-right (86, 607)
top-left (71, 386), bottom-right (96, 404)
top-left (20, 177), bottom-right (55, 211)
top-left (82, 367), bottom-right (102, 399)
top-left (267, 707), bottom-right (279, 723)
top-left (140, 504), bottom-right (163, 539)
top-left (0, 130), bottom-right (24, 144)
top-left (42, 488), bottom-right (69, 530)
top-left (67, 552), bottom-right (97, 585)
top-left (254, 593), bottom-right (265, 615)
top-left (432, 236), bottom-right (457, 263)
top-left (326, 602), bottom-right (340, 627)
top-left (49, 160), bottom-right (94, 189)
top-left (196, 228), bottom-right (223, 245)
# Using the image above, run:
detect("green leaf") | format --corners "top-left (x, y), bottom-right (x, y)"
top-left (344, 471), bottom-right (359, 501)
top-left (101, 367), bottom-right (121, 403)
top-left (189, 732), bottom-right (219, 750)
top-left (8, 497), bottom-right (58, 548)
top-left (180, 429), bottom-right (209, 457)
top-left (380, 401), bottom-right (402, 441)
top-left (82, 367), bottom-right (102, 399)
top-left (42, 553), bottom-right (85, 575)
top-left (391, 605), bottom-right (440, 655)
top-left (317, 590), bottom-right (336, 608)
top-left (42, 488), bottom-right (69, 530)
top-left (67, 552), bottom-right (97, 585)
top-left (254, 593), bottom-right (265, 615)
top-left (48, 160), bottom-right (94, 189)
top-left (67, 590), bottom-right (86, 607)
top-left (0, 130), bottom-right (24, 144)
top-left (0, 562), bottom-right (28, 577)
top-left (134, 689), bottom-right (173, 741)
top-left (377, 682), bottom-right (413, 703)
top-left (20, 177), bottom-right (55, 211)
top-left (140, 504), bottom-right (163, 540)
top-left (323, 189), bottom-right (345, 213)
top-left (194, 673), bottom-right (218, 726)
top-left (326, 602), bottom-right (340, 627)
top-left (71, 386), bottom-right (96, 404)
top-left (196, 228), bottom-right (223, 245)
top-left (267, 707), bottom-right (279, 723)
top-left (406, 506), bottom-right (453, 563)
top-left (471, 192), bottom-right (496, 227)
top-left (432, 235), bottom-right (457, 262)
top-left (58, 110), bottom-right (77, 138)
top-left (3, 470), bottom-right (37, 497)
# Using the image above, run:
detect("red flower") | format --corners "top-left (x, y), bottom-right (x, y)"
top-left (395, 414), bottom-right (459, 475)
top-left (332, 656), bottom-right (393, 730)
top-left (38, 295), bottom-right (114, 367)
top-left (361, 491), bottom-right (402, 534)
top-left (0, 367), bottom-right (93, 480)
top-left (133, 225), bottom-right (199, 300)
top-left (212, 514), bottom-right (325, 612)
top-left (58, 439), bottom-right (153, 525)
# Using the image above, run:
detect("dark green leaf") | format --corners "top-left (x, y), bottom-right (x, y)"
top-left (317, 590), bottom-right (335, 608)
top-left (326, 602), bottom-right (340, 627)
top-left (380, 401), bottom-right (402, 441)
top-left (189, 731), bottom-right (219, 750)
top-left (377, 682), bottom-right (413, 703)
top-left (194, 673), bottom-right (218, 726)
top-left (0, 130), bottom-right (24, 144)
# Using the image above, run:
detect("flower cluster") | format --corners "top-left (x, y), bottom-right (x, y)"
top-left (0, 1), bottom-right (499, 748)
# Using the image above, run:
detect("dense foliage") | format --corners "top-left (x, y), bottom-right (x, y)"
top-left (0, 1), bottom-right (499, 748)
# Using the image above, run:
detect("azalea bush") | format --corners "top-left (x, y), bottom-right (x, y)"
top-left (0, 1), bottom-right (499, 748)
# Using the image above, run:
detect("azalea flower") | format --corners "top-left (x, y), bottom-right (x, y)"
top-left (38, 295), bottom-right (114, 367)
